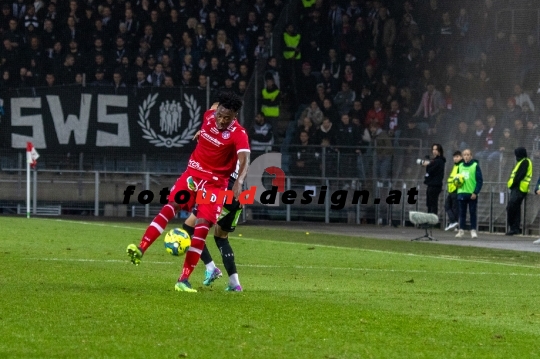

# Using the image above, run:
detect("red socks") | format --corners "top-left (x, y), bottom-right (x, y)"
top-left (139, 204), bottom-right (175, 252)
top-left (180, 222), bottom-right (209, 281)
top-left (139, 203), bottom-right (210, 283)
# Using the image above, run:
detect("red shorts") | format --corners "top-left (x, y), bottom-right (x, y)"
top-left (168, 169), bottom-right (227, 225)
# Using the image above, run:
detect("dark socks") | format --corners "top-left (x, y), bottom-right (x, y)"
top-left (215, 236), bottom-right (236, 276)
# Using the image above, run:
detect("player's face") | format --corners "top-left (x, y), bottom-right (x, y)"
top-left (462, 150), bottom-right (472, 163)
top-left (214, 105), bottom-right (237, 130)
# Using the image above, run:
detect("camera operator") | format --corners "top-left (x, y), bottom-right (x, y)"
top-left (418, 143), bottom-right (446, 215)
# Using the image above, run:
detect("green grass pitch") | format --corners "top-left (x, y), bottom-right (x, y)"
top-left (1, 216), bottom-right (540, 358)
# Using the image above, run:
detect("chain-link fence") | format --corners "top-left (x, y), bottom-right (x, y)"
top-left (3, 144), bottom-right (540, 236)
top-left (3, 0), bottom-right (540, 235)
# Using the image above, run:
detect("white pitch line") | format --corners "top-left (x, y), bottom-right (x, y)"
top-left (44, 218), bottom-right (147, 231)
top-left (230, 236), bottom-right (540, 270)
top-left (26, 257), bottom-right (174, 264)
top-left (239, 264), bottom-right (540, 277)
top-left (34, 218), bottom-right (540, 270)
top-left (23, 257), bottom-right (540, 278)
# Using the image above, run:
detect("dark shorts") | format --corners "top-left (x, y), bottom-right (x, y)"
top-left (215, 198), bottom-right (242, 232)
top-left (192, 176), bottom-right (242, 232)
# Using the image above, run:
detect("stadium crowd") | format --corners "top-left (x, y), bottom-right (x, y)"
top-left (271, 0), bottom-right (540, 185)
top-left (2, 0), bottom-right (540, 185)
top-left (0, 0), bottom-right (282, 93)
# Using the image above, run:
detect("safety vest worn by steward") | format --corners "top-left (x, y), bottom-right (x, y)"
top-left (261, 88), bottom-right (280, 117)
top-left (302, 0), bottom-right (316, 8)
top-left (283, 32), bottom-right (301, 60)
top-left (457, 161), bottom-right (478, 195)
top-left (447, 163), bottom-right (460, 193)
top-left (507, 158), bottom-right (533, 193)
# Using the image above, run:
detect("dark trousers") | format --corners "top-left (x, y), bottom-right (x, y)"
top-left (459, 196), bottom-right (477, 230)
top-left (339, 153), bottom-right (356, 180)
top-left (281, 59), bottom-right (298, 93)
top-left (426, 185), bottom-right (442, 215)
top-left (507, 188), bottom-right (526, 232)
top-left (445, 191), bottom-right (459, 223)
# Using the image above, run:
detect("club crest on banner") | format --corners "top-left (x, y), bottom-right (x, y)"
top-left (138, 93), bottom-right (201, 148)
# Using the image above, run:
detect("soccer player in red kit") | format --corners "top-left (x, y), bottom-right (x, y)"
top-left (126, 92), bottom-right (250, 292)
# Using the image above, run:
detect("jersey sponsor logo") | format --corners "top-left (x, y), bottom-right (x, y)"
top-left (188, 159), bottom-right (211, 174)
top-left (188, 159), bottom-right (204, 171)
top-left (200, 131), bottom-right (224, 147)
top-left (186, 176), bottom-right (197, 191)
top-left (222, 130), bottom-right (231, 139)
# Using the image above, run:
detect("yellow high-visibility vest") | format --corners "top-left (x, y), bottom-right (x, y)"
top-left (261, 88), bottom-right (280, 117)
top-left (283, 33), bottom-right (301, 60)
top-left (447, 163), bottom-right (460, 193)
top-left (507, 158), bottom-right (533, 193)
top-left (302, 0), bottom-right (316, 8)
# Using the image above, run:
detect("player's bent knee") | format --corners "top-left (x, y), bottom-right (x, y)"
top-left (214, 224), bottom-right (229, 238)
top-left (167, 201), bottom-right (181, 213)
top-left (184, 213), bottom-right (197, 227)
top-left (195, 217), bottom-right (212, 226)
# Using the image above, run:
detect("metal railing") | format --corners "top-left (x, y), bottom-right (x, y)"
top-left (1, 141), bottom-right (538, 183)
top-left (2, 157), bottom-right (540, 237)
top-left (1, 167), bottom-right (539, 236)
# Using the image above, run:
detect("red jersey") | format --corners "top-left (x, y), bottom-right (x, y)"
top-left (187, 109), bottom-right (250, 183)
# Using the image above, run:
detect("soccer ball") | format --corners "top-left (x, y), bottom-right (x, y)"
top-left (164, 228), bottom-right (191, 256)
top-left (453, 174), bottom-right (465, 188)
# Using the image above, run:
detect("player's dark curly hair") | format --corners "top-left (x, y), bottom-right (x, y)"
top-left (218, 92), bottom-right (243, 112)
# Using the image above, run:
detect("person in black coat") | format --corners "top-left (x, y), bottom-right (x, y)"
top-left (421, 143), bottom-right (446, 215)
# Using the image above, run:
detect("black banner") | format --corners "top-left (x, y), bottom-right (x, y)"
top-left (0, 86), bottom-right (209, 154)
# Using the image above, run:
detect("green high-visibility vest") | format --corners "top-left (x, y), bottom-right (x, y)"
top-left (507, 158), bottom-right (532, 193)
top-left (302, 0), bottom-right (316, 7)
top-left (283, 33), bottom-right (301, 60)
top-left (261, 88), bottom-right (280, 117)
top-left (457, 161), bottom-right (478, 195)
top-left (447, 163), bottom-right (460, 193)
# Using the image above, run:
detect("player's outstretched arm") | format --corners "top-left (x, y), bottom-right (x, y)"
top-left (233, 151), bottom-right (250, 200)
top-left (210, 102), bottom-right (219, 110)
